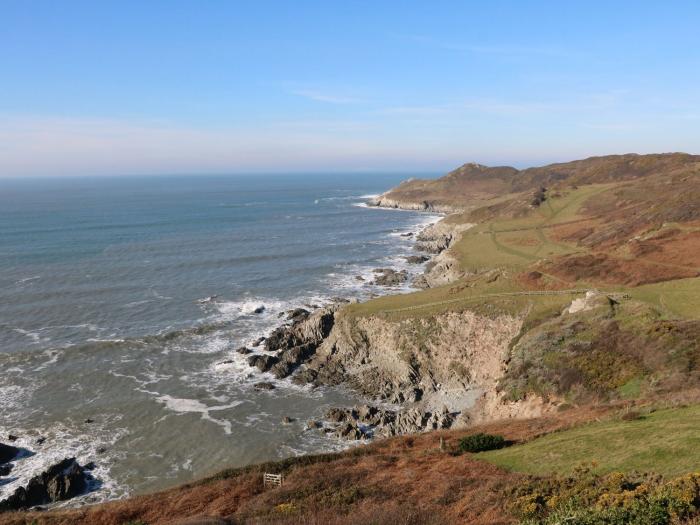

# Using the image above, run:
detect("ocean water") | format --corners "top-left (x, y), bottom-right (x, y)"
top-left (0, 173), bottom-right (439, 504)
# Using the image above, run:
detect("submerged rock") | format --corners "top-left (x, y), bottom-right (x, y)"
top-left (0, 458), bottom-right (88, 511)
top-left (253, 381), bottom-right (276, 390)
top-left (0, 464), bottom-right (13, 476)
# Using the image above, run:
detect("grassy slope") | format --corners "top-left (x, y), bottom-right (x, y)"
top-left (479, 404), bottom-right (700, 477)
top-left (350, 181), bottom-right (700, 322)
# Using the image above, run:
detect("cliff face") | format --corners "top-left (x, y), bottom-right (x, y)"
top-left (412, 221), bottom-right (474, 288)
top-left (301, 308), bottom-right (532, 425)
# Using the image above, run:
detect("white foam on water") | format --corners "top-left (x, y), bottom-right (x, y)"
top-left (148, 393), bottom-right (243, 435)
top-left (0, 418), bottom-right (130, 507)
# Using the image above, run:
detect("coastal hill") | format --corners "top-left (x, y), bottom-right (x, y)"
top-left (373, 152), bottom-right (700, 212)
top-left (4, 152), bottom-right (700, 524)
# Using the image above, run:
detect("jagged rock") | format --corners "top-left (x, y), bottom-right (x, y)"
top-left (7, 435), bottom-right (18, 442)
top-left (405, 255), bottom-right (429, 264)
top-left (35, 437), bottom-right (46, 445)
top-left (372, 268), bottom-right (408, 286)
top-left (306, 420), bottom-right (322, 430)
top-left (0, 443), bottom-right (19, 464)
top-left (247, 354), bottom-right (278, 372)
top-left (286, 308), bottom-right (310, 322)
top-left (326, 407), bottom-right (349, 423)
top-left (0, 458), bottom-right (87, 511)
top-left (0, 464), bottom-right (13, 476)
top-left (253, 381), bottom-right (275, 391)
top-left (251, 337), bottom-right (265, 347)
top-left (235, 346), bottom-right (252, 355)
top-left (269, 343), bottom-right (317, 379)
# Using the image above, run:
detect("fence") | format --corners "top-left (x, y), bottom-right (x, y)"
top-left (263, 473), bottom-right (283, 488)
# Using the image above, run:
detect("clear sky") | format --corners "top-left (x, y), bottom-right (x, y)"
top-left (1, 0), bottom-right (699, 177)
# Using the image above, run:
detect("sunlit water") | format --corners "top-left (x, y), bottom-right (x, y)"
top-left (0, 173), bottom-right (438, 504)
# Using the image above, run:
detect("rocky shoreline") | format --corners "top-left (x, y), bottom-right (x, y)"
top-left (0, 441), bottom-right (93, 512)
top-left (233, 211), bottom-right (500, 441)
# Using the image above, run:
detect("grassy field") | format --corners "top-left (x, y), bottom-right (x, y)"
top-left (628, 277), bottom-right (700, 320)
top-left (478, 404), bottom-right (700, 477)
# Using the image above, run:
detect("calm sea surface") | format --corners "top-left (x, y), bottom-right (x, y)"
top-left (0, 173), bottom-right (438, 504)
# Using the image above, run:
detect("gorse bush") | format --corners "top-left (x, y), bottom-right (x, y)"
top-left (459, 433), bottom-right (506, 453)
top-left (512, 465), bottom-right (700, 525)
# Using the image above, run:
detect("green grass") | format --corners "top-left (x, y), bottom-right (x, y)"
top-left (478, 404), bottom-right (700, 477)
top-left (628, 277), bottom-right (700, 320)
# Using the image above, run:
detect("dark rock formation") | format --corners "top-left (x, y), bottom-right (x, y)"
top-left (0, 458), bottom-right (87, 511)
top-left (325, 404), bottom-right (453, 441)
top-left (0, 464), bottom-right (13, 476)
top-left (372, 268), bottom-right (408, 286)
top-left (253, 381), bottom-right (275, 390)
top-left (405, 255), bottom-right (429, 264)
top-left (247, 354), bottom-right (278, 372)
top-left (0, 443), bottom-right (19, 464)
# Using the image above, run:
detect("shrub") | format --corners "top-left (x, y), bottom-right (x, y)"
top-left (458, 433), bottom-right (506, 453)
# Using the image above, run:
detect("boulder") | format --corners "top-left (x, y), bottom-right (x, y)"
top-left (405, 255), bottom-right (429, 264)
top-left (0, 458), bottom-right (87, 511)
top-left (253, 382), bottom-right (275, 391)
top-left (372, 268), bottom-right (409, 286)
top-left (0, 443), bottom-right (19, 464)
top-left (247, 354), bottom-right (278, 372)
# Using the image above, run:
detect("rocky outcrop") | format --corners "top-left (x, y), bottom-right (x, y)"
top-left (324, 404), bottom-right (454, 440)
top-left (369, 195), bottom-right (461, 213)
top-left (371, 268), bottom-right (408, 286)
top-left (0, 443), bottom-right (19, 464)
top-left (0, 458), bottom-right (88, 511)
top-left (412, 221), bottom-right (474, 288)
top-left (298, 309), bottom-right (523, 428)
top-left (247, 304), bottom-right (340, 379)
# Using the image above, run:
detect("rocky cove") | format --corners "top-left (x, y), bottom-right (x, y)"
top-left (232, 214), bottom-right (548, 443)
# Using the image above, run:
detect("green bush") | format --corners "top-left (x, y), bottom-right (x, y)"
top-left (459, 433), bottom-right (506, 453)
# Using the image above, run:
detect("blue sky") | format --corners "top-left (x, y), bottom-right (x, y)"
top-left (1, 0), bottom-right (699, 177)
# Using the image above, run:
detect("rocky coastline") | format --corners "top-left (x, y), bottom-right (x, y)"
top-left (233, 206), bottom-right (536, 443)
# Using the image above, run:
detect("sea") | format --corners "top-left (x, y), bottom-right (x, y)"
top-left (0, 173), bottom-right (440, 505)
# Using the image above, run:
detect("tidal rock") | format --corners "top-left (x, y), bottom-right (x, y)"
top-left (286, 308), bottom-right (310, 322)
top-left (247, 354), bottom-right (278, 372)
top-left (252, 337), bottom-right (265, 347)
top-left (235, 346), bottom-right (252, 355)
top-left (306, 420), bottom-right (322, 430)
top-left (0, 443), bottom-right (19, 463)
top-left (372, 268), bottom-right (408, 286)
top-left (282, 416), bottom-right (294, 424)
top-left (253, 381), bottom-right (275, 391)
top-left (252, 306), bottom-right (265, 314)
top-left (7, 435), bottom-right (18, 442)
top-left (84, 418), bottom-right (95, 424)
top-left (405, 255), bottom-right (429, 264)
top-left (35, 437), bottom-right (46, 445)
top-left (0, 458), bottom-right (87, 511)
top-left (0, 464), bottom-right (13, 476)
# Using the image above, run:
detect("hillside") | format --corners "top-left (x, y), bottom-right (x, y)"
top-left (372, 153), bottom-right (700, 212)
top-left (5, 152), bottom-right (700, 524)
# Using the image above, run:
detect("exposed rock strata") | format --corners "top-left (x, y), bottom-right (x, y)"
top-left (246, 304), bottom-right (339, 379)
top-left (369, 195), bottom-right (461, 214)
top-left (412, 220), bottom-right (474, 288)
